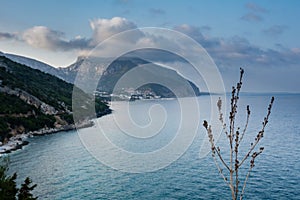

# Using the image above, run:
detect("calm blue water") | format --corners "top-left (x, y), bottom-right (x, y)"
top-left (7, 94), bottom-right (300, 199)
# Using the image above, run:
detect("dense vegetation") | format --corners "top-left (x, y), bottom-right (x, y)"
top-left (0, 56), bottom-right (73, 111)
top-left (0, 158), bottom-right (37, 199)
top-left (0, 93), bottom-right (36, 114)
top-left (0, 93), bottom-right (56, 142)
top-left (0, 56), bottom-right (110, 143)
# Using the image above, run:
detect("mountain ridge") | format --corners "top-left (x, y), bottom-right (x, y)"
top-left (1, 52), bottom-right (202, 98)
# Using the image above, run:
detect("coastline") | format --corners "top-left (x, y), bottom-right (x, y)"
top-left (0, 120), bottom-right (94, 155)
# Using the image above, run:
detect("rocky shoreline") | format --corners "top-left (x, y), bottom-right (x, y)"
top-left (0, 120), bottom-right (94, 155)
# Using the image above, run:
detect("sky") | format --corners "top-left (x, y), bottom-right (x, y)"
top-left (0, 0), bottom-right (299, 93)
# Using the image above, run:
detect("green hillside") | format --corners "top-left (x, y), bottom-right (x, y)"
top-left (0, 56), bottom-right (73, 111)
top-left (0, 56), bottom-right (110, 143)
top-left (0, 93), bottom-right (56, 142)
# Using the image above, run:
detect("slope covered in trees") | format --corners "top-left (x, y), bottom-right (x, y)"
top-left (0, 56), bottom-right (110, 144)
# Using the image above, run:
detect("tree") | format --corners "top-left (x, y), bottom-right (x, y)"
top-left (0, 158), bottom-right (37, 200)
top-left (0, 160), bottom-right (18, 200)
top-left (203, 68), bottom-right (274, 200)
top-left (18, 177), bottom-right (37, 200)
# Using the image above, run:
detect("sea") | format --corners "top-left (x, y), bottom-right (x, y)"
top-left (7, 94), bottom-right (300, 199)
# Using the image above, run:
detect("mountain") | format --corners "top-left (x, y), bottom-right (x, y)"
top-left (96, 57), bottom-right (201, 98)
top-left (0, 52), bottom-right (66, 80)
top-left (2, 52), bottom-right (201, 98)
top-left (0, 56), bottom-right (110, 147)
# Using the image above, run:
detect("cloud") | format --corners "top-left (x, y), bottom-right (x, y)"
top-left (1, 18), bottom-right (299, 92)
top-left (149, 8), bottom-right (166, 15)
top-left (174, 24), bottom-right (206, 43)
top-left (174, 24), bottom-right (222, 50)
top-left (1, 17), bottom-right (142, 52)
top-left (1, 18), bottom-right (299, 72)
top-left (200, 25), bottom-right (212, 32)
top-left (263, 25), bottom-right (288, 37)
top-left (22, 26), bottom-right (90, 51)
top-left (246, 2), bottom-right (267, 13)
top-left (89, 17), bottom-right (142, 45)
top-left (241, 13), bottom-right (263, 22)
top-left (0, 32), bottom-right (18, 40)
top-left (241, 2), bottom-right (266, 22)
top-left (173, 24), bottom-right (300, 69)
top-left (173, 23), bottom-right (300, 92)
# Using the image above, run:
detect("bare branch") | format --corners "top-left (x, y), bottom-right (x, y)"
top-left (235, 130), bottom-right (240, 198)
top-left (240, 148), bottom-right (264, 200)
top-left (203, 120), bottom-right (230, 171)
top-left (212, 154), bottom-right (230, 187)
top-left (216, 147), bottom-right (230, 171)
top-left (239, 97), bottom-right (274, 167)
top-left (217, 98), bottom-right (229, 138)
top-left (239, 105), bottom-right (250, 143)
top-left (203, 68), bottom-right (274, 200)
top-left (240, 164), bottom-right (252, 200)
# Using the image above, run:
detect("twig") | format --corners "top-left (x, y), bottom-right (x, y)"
top-left (238, 97), bottom-right (274, 167)
top-left (240, 149), bottom-right (263, 200)
top-left (239, 105), bottom-right (250, 143)
top-left (203, 68), bottom-right (274, 200)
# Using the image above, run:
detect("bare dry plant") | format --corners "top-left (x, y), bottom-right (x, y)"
top-left (203, 68), bottom-right (274, 200)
